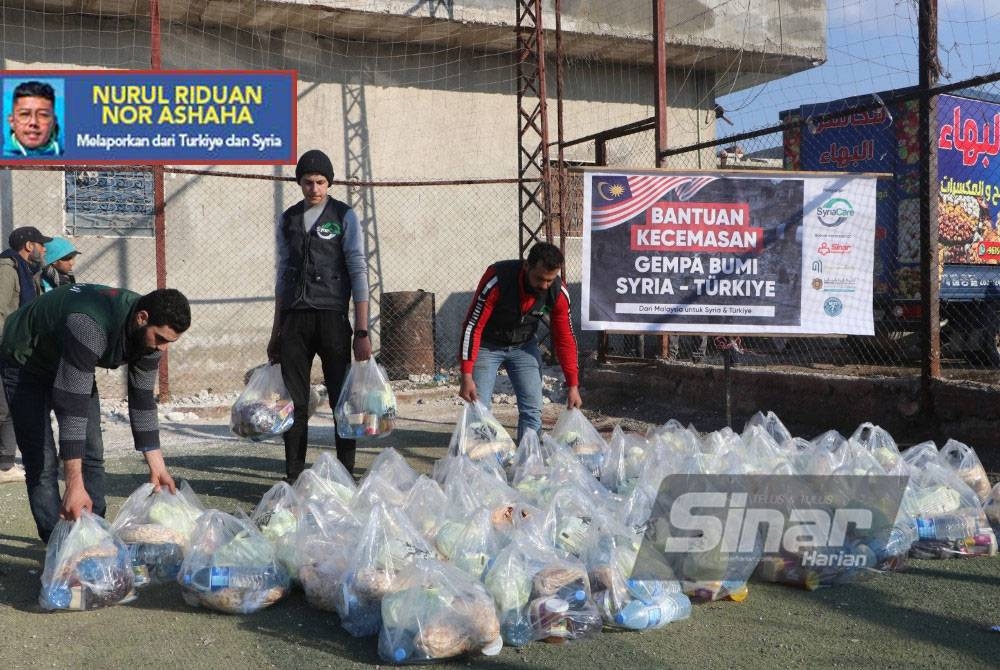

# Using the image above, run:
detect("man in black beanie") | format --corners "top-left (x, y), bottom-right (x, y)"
top-left (268, 149), bottom-right (371, 480)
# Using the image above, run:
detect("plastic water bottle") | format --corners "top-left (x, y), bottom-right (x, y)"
top-left (341, 582), bottom-right (381, 637)
top-left (625, 578), bottom-right (679, 605)
top-left (188, 565), bottom-right (281, 592)
top-left (40, 584), bottom-right (73, 610)
top-left (130, 543), bottom-right (183, 583)
top-left (379, 628), bottom-right (416, 663)
top-left (555, 578), bottom-right (588, 606)
top-left (593, 590), bottom-right (620, 622)
top-left (881, 525), bottom-right (916, 561)
top-left (76, 557), bottom-right (111, 583)
top-left (614, 592), bottom-right (691, 630)
top-left (500, 610), bottom-right (534, 647)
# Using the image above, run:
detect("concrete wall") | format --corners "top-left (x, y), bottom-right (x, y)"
top-left (0, 3), bottom-right (822, 395)
top-left (584, 364), bottom-right (1000, 469)
top-left (0, 11), bottom-right (661, 394)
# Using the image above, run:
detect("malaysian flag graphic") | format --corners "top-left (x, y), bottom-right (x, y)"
top-left (590, 174), bottom-right (718, 230)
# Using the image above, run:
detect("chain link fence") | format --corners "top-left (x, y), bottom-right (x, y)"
top-left (2, 2), bottom-right (999, 399)
top-left (561, 81), bottom-right (1000, 390)
top-left (0, 165), bottom-right (527, 398)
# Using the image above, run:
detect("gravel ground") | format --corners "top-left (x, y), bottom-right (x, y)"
top-left (1, 376), bottom-right (998, 670)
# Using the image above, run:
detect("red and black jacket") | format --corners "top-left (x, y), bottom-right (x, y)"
top-left (460, 259), bottom-right (579, 386)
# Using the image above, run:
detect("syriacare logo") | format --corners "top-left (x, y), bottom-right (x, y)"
top-left (816, 197), bottom-right (855, 227)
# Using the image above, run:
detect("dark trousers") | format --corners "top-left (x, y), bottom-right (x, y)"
top-left (1, 360), bottom-right (105, 543)
top-left (0, 383), bottom-right (18, 469)
top-left (279, 309), bottom-right (356, 478)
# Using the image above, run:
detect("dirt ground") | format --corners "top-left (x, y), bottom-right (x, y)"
top-left (1, 380), bottom-right (999, 670)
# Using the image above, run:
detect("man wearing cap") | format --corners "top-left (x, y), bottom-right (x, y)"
top-left (0, 226), bottom-right (51, 484)
top-left (40, 236), bottom-right (80, 292)
top-left (267, 149), bottom-right (371, 480)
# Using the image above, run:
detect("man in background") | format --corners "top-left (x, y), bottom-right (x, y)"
top-left (0, 226), bottom-right (51, 483)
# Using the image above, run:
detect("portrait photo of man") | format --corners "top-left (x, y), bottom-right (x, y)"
top-left (3, 78), bottom-right (64, 158)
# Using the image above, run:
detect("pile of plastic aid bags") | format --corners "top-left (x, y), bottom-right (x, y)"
top-left (39, 402), bottom-right (999, 665)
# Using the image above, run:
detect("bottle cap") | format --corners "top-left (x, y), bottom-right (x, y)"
top-left (393, 648), bottom-right (408, 662)
top-left (545, 597), bottom-right (569, 614)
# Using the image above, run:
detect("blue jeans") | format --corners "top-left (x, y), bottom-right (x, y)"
top-left (473, 339), bottom-right (543, 443)
top-left (1, 360), bottom-right (106, 543)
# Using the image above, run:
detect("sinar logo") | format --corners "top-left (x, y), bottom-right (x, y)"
top-left (816, 197), bottom-right (855, 227)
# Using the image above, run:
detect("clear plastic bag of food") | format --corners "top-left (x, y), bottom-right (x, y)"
top-left (448, 401), bottom-right (516, 468)
top-left (379, 559), bottom-right (503, 663)
top-left (368, 447), bottom-right (420, 493)
top-left (296, 503), bottom-right (362, 613)
top-left (548, 408), bottom-right (609, 480)
top-left (337, 502), bottom-right (439, 637)
top-left (484, 531), bottom-right (602, 647)
top-left (938, 439), bottom-right (991, 502)
top-left (897, 459), bottom-right (997, 559)
top-left (404, 475), bottom-right (451, 541)
top-left (334, 358), bottom-right (397, 439)
top-left (602, 426), bottom-right (655, 496)
top-left (230, 363), bottom-right (294, 441)
top-left (111, 481), bottom-right (204, 586)
top-left (433, 507), bottom-right (501, 580)
top-left (586, 529), bottom-right (690, 630)
top-left (251, 481), bottom-right (302, 579)
top-left (40, 511), bottom-right (136, 611)
top-left (177, 509), bottom-right (290, 614)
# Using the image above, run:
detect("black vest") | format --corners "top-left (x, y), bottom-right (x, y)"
top-left (0, 248), bottom-right (38, 307)
top-left (482, 260), bottom-right (561, 347)
top-left (278, 196), bottom-right (353, 312)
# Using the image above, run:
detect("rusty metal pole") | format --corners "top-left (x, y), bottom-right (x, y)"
top-left (554, 0), bottom-right (567, 264)
top-left (150, 0), bottom-right (170, 400)
top-left (596, 137), bottom-right (608, 364)
top-left (515, 0), bottom-right (553, 258)
top-left (653, 0), bottom-right (671, 359)
top-left (918, 0), bottom-right (940, 413)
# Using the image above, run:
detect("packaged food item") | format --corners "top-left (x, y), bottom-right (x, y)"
top-left (334, 359), bottom-right (397, 439)
top-left (40, 511), bottom-right (136, 611)
top-left (230, 363), bottom-right (294, 441)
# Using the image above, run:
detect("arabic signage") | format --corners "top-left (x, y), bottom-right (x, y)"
top-left (795, 97), bottom-right (902, 298)
top-left (1, 69), bottom-right (296, 164)
top-left (937, 93), bottom-right (1000, 264)
top-left (581, 170), bottom-right (876, 335)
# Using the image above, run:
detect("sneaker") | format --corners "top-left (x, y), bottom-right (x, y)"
top-left (0, 463), bottom-right (25, 484)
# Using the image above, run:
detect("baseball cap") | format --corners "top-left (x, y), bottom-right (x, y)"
top-left (8, 226), bottom-right (52, 250)
top-left (44, 237), bottom-right (81, 265)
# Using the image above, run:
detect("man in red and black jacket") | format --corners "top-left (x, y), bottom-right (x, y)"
top-left (458, 242), bottom-right (582, 441)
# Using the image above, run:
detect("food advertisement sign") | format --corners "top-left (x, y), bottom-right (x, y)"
top-left (937, 93), bottom-right (1000, 266)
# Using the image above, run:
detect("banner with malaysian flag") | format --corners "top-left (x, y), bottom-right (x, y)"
top-left (581, 169), bottom-right (877, 335)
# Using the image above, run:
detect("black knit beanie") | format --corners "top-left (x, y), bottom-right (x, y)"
top-left (295, 149), bottom-right (334, 184)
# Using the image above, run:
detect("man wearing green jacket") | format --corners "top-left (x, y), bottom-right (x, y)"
top-left (0, 284), bottom-right (190, 543)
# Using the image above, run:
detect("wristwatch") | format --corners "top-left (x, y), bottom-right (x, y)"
top-left (353, 329), bottom-right (369, 338)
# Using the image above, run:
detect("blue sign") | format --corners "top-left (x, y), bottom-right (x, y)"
top-left (795, 95), bottom-right (901, 298)
top-left (1, 70), bottom-right (296, 164)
